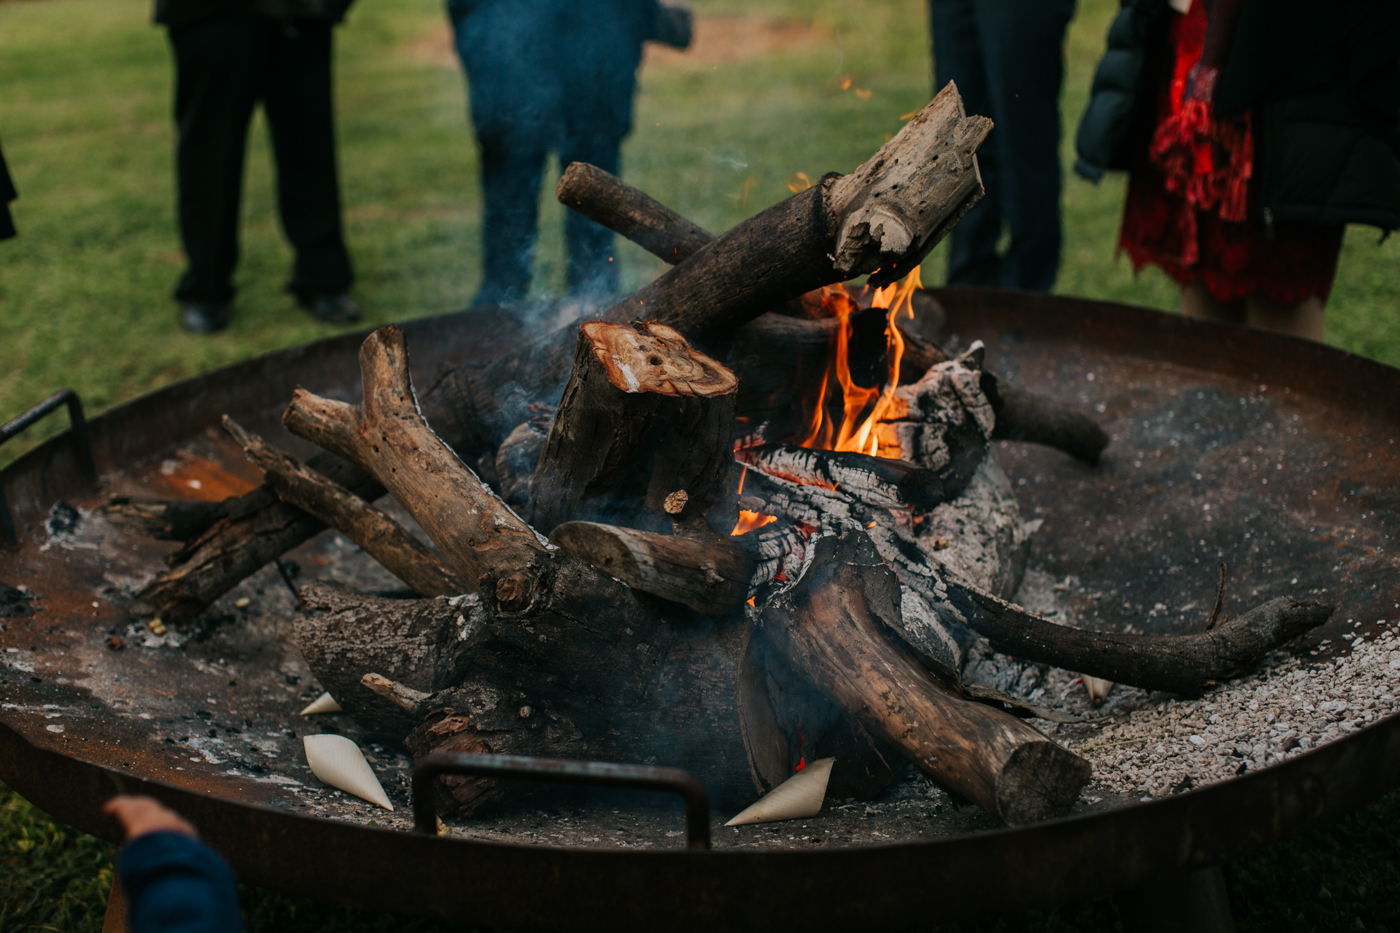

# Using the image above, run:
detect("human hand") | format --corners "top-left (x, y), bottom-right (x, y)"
top-left (104, 796), bottom-right (198, 841)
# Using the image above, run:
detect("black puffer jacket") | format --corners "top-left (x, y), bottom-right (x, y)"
top-left (1075, 0), bottom-right (1400, 232)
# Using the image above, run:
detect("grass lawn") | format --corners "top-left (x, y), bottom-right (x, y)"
top-left (1, 0), bottom-right (1398, 929)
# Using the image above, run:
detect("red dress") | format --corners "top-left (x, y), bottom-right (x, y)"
top-left (1118, 1), bottom-right (1344, 305)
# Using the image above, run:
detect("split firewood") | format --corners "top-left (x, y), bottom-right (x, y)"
top-left (760, 528), bottom-right (1091, 826)
top-left (942, 582), bottom-right (1335, 697)
top-left (221, 417), bottom-right (466, 599)
top-left (530, 321), bottom-right (737, 534)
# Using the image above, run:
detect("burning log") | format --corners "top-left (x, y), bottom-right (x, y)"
top-left (944, 583), bottom-right (1335, 698)
top-left (220, 417), bottom-right (466, 599)
top-left (733, 444), bottom-right (956, 512)
top-left (529, 321), bottom-right (737, 534)
top-left (760, 529), bottom-right (1090, 826)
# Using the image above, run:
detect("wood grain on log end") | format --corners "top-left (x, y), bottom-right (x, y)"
top-left (995, 738), bottom-right (1094, 826)
top-left (583, 321), bottom-right (736, 398)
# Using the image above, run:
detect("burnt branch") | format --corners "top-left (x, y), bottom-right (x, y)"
top-left (556, 162), bottom-right (713, 265)
top-left (947, 583), bottom-right (1335, 697)
top-left (221, 417), bottom-right (466, 599)
top-left (761, 529), bottom-right (1090, 825)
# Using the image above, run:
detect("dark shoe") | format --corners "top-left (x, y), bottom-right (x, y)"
top-left (303, 293), bottom-right (361, 324)
top-left (179, 301), bottom-right (230, 334)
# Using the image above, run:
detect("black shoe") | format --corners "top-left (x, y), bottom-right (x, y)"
top-left (179, 301), bottom-right (230, 334)
top-left (303, 293), bottom-right (361, 324)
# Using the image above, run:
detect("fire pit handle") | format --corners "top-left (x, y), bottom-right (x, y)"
top-left (0, 389), bottom-right (97, 546)
top-left (411, 752), bottom-right (712, 850)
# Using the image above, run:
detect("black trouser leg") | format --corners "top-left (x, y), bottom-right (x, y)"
top-left (169, 15), bottom-right (261, 305)
top-left (262, 20), bottom-right (353, 302)
top-left (929, 0), bottom-right (1003, 288)
top-left (475, 138), bottom-right (546, 305)
top-left (560, 137), bottom-right (622, 296)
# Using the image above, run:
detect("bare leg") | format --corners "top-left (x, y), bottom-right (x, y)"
top-left (1246, 292), bottom-right (1325, 342)
top-left (1180, 281), bottom-right (1246, 325)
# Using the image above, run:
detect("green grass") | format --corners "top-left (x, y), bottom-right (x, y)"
top-left (2, 0), bottom-right (1399, 928)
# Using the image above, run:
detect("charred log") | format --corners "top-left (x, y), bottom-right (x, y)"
top-left (945, 583), bottom-right (1335, 698)
top-left (99, 497), bottom-right (228, 542)
top-left (761, 529), bottom-right (1091, 825)
top-left (530, 321), bottom-right (737, 534)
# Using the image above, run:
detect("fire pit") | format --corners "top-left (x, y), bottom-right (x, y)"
top-left (2, 290), bottom-right (1398, 931)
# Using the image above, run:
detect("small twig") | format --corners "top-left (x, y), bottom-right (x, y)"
top-left (276, 558), bottom-right (303, 609)
top-left (1081, 737), bottom-right (1149, 753)
top-left (1206, 562), bottom-right (1228, 630)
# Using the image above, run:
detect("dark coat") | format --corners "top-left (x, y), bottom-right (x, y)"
top-left (155, 0), bottom-right (354, 27)
top-left (0, 139), bottom-right (15, 241)
top-left (1075, 0), bottom-right (1400, 231)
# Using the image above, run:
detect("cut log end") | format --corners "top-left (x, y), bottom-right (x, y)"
top-left (995, 740), bottom-right (1094, 826)
top-left (582, 320), bottom-right (737, 398)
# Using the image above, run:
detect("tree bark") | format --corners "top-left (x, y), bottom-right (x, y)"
top-left (221, 417), bottom-right (466, 599)
top-left (529, 321), bottom-right (737, 535)
top-left (549, 521), bottom-right (752, 615)
top-left (556, 162), bottom-right (713, 265)
top-left (945, 583), bottom-right (1335, 697)
top-left (761, 529), bottom-right (1091, 826)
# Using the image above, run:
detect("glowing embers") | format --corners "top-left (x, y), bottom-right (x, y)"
top-left (731, 509), bottom-right (778, 536)
top-left (792, 267), bottom-right (922, 459)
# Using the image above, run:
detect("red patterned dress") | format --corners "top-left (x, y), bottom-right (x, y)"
top-left (1118, 0), bottom-right (1345, 305)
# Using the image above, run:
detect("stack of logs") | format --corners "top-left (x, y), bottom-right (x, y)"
top-left (106, 84), bottom-right (1333, 827)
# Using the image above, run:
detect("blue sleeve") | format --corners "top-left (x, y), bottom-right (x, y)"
top-left (117, 831), bottom-right (243, 933)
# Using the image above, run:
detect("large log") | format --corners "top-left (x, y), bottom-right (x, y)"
top-left (761, 528), bottom-right (1091, 826)
top-left (529, 321), bottom-right (737, 534)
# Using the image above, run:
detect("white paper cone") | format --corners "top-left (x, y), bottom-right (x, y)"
top-left (725, 757), bottom-right (834, 826)
top-left (1083, 676), bottom-right (1114, 706)
top-left (300, 692), bottom-right (342, 715)
top-left (303, 734), bottom-right (394, 811)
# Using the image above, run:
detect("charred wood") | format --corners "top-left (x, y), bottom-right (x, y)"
top-left (221, 417), bottom-right (466, 599)
top-left (760, 529), bottom-right (1090, 825)
top-left (946, 583), bottom-right (1335, 697)
top-left (99, 496), bottom-right (228, 542)
top-left (530, 321), bottom-right (737, 534)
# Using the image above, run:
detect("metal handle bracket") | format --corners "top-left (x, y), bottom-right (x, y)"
top-left (0, 389), bottom-right (97, 545)
top-left (411, 752), bottom-right (712, 850)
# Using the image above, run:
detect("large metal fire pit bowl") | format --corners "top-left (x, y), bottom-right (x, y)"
top-left (2, 291), bottom-right (1398, 932)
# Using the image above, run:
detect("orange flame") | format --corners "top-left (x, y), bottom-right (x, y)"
top-left (731, 509), bottom-right (778, 536)
top-left (793, 267), bottom-right (922, 459)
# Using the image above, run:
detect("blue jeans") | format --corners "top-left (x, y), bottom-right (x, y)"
top-left (451, 0), bottom-right (649, 304)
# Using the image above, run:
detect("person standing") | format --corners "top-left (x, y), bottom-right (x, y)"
top-left (449, 0), bottom-right (690, 307)
top-left (158, 0), bottom-right (361, 333)
top-left (1076, 0), bottom-right (1400, 341)
top-left (927, 0), bottom-right (1077, 292)
top-left (0, 138), bottom-right (16, 242)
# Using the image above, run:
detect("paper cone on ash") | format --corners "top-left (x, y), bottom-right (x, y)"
top-left (725, 758), bottom-right (835, 826)
top-left (303, 734), bottom-right (393, 810)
